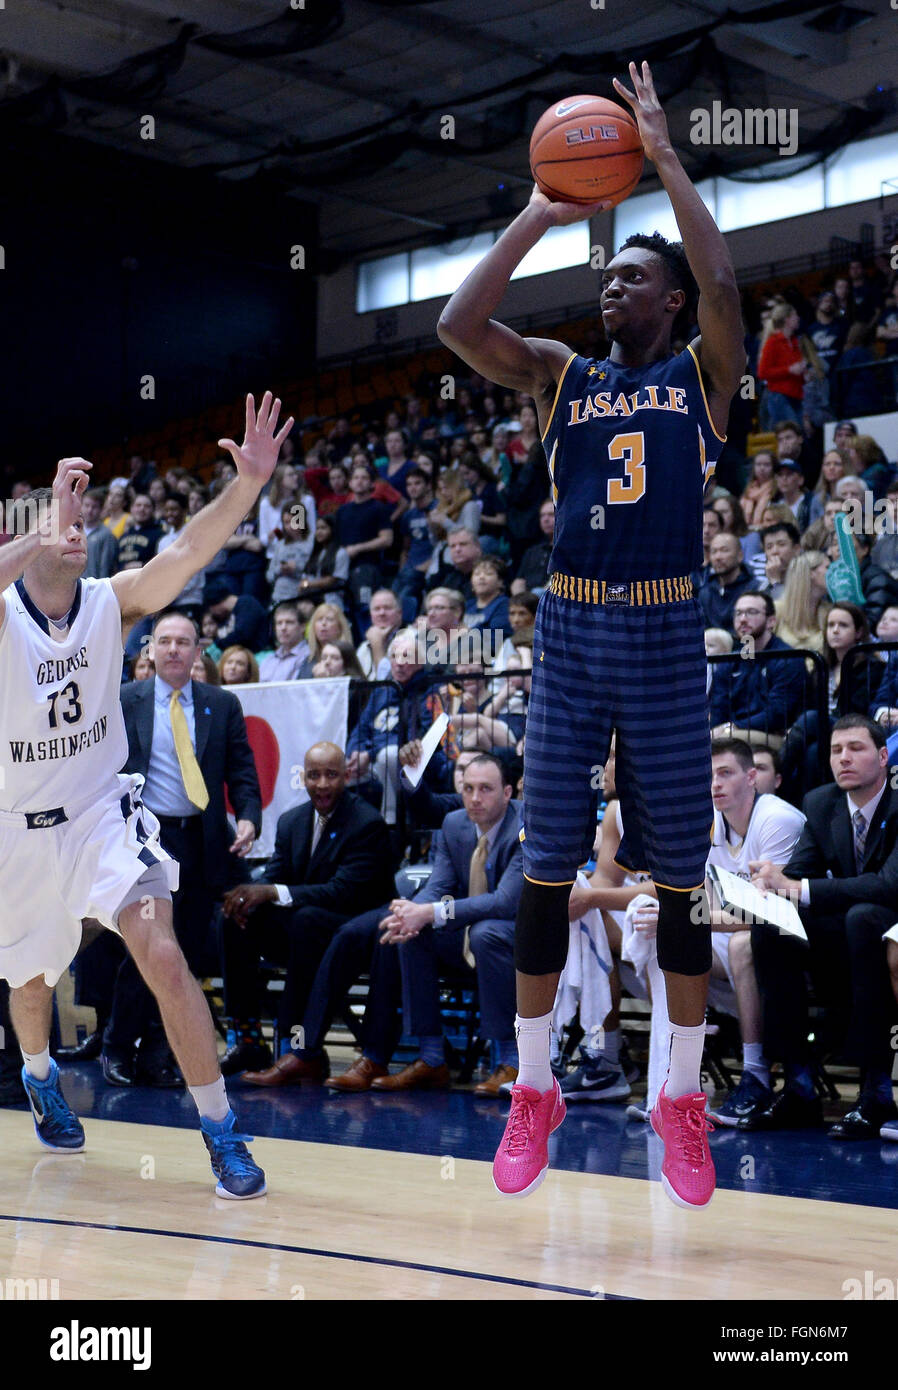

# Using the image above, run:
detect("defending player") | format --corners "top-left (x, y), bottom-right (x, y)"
top-left (437, 63), bottom-right (744, 1207)
top-left (0, 392), bottom-right (293, 1199)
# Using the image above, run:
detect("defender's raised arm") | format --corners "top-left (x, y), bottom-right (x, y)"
top-left (111, 391), bottom-right (293, 624)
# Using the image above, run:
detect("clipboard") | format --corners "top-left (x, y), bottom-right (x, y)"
top-left (709, 863), bottom-right (808, 941)
top-left (402, 713), bottom-right (450, 790)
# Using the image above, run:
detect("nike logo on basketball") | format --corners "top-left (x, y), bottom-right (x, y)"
top-left (555, 98), bottom-right (591, 117)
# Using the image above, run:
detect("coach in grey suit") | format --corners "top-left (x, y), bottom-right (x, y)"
top-left (368, 753), bottom-right (524, 1094)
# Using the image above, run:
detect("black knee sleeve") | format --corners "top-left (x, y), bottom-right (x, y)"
top-left (514, 877), bottom-right (572, 976)
top-left (655, 884), bottom-right (712, 976)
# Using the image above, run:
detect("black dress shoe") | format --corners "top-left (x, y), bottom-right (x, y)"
top-left (220, 1040), bottom-right (272, 1077)
top-left (829, 1097), bottom-right (898, 1141)
top-left (56, 1031), bottom-right (104, 1063)
top-left (136, 1061), bottom-right (184, 1089)
top-left (737, 1087), bottom-right (824, 1131)
top-left (135, 1044), bottom-right (184, 1089)
top-left (101, 1051), bottom-right (136, 1087)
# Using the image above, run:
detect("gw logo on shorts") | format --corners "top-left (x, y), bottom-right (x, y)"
top-left (603, 584), bottom-right (630, 605)
top-left (25, 808), bottom-right (67, 829)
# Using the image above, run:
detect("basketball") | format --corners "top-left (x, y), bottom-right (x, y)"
top-left (529, 94), bottom-right (644, 207)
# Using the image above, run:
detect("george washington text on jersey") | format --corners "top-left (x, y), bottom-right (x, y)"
top-left (34, 647), bottom-right (90, 685)
top-left (10, 715), bottom-right (110, 765)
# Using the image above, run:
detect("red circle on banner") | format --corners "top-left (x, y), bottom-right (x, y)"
top-left (225, 716), bottom-right (280, 814)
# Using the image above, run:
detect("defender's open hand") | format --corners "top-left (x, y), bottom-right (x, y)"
top-left (218, 392), bottom-right (295, 488)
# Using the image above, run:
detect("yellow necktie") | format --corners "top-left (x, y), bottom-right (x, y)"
top-left (169, 690), bottom-right (209, 811)
top-left (468, 833), bottom-right (489, 897)
top-left (464, 833), bottom-right (490, 968)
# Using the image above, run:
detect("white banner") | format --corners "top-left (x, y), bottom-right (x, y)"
top-left (227, 678), bottom-right (350, 858)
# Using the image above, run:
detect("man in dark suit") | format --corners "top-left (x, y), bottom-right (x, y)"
top-left (241, 749), bottom-right (482, 1092)
top-left (220, 741), bottom-right (396, 1080)
top-left (322, 754), bottom-right (524, 1095)
top-left (745, 714), bottom-right (898, 1138)
top-left (100, 609), bottom-right (262, 1085)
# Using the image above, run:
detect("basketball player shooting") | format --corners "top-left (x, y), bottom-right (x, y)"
top-left (0, 391), bottom-right (293, 1199)
top-left (437, 63), bottom-right (744, 1207)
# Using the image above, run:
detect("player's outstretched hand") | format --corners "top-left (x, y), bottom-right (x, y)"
top-left (218, 391), bottom-right (295, 488)
top-left (612, 61), bottom-right (673, 165)
top-left (50, 456), bottom-right (92, 537)
top-left (528, 183), bottom-right (611, 226)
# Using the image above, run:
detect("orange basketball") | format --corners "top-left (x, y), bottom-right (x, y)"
top-left (529, 94), bottom-right (643, 207)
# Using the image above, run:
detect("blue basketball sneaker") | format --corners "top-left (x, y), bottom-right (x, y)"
top-left (201, 1110), bottom-right (267, 1199)
top-left (560, 1057), bottom-right (631, 1103)
top-left (709, 1071), bottom-right (771, 1128)
top-left (21, 1060), bottom-right (85, 1152)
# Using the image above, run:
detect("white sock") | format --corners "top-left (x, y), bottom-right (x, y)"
top-left (21, 1047), bottom-right (51, 1081)
top-left (666, 1021), bottom-right (705, 1100)
top-left (742, 1042), bottom-right (770, 1088)
top-left (189, 1076), bottom-right (230, 1123)
top-left (515, 1012), bottom-right (554, 1093)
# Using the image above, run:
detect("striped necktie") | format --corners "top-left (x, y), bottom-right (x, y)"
top-left (310, 813), bottom-right (329, 857)
top-left (852, 808), bottom-right (868, 871)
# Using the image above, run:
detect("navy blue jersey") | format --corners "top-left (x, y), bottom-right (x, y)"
top-left (542, 344), bottom-right (724, 583)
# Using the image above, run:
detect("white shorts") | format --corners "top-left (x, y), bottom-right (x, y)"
top-left (711, 929), bottom-right (737, 989)
top-left (0, 773), bottom-right (179, 989)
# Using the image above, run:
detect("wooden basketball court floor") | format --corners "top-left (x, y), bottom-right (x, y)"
top-left (2, 1058), bottom-right (897, 1301)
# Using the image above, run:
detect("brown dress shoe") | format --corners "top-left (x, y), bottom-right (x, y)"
top-left (370, 1058), bottom-right (451, 1091)
top-left (243, 1052), bottom-right (329, 1087)
top-left (474, 1064), bottom-right (518, 1097)
top-left (326, 1057), bottom-right (389, 1092)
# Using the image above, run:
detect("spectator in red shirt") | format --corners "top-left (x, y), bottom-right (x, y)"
top-left (506, 403), bottom-right (540, 462)
top-left (758, 303), bottom-right (806, 431)
top-left (318, 462), bottom-right (352, 518)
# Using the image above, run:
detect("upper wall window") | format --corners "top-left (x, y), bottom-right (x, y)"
top-left (355, 222), bottom-right (590, 313)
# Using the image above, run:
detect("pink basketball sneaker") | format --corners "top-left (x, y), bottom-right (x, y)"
top-left (493, 1079), bottom-right (566, 1197)
top-left (650, 1084), bottom-right (716, 1209)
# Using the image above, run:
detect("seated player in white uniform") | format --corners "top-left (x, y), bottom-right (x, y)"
top-left (0, 392), bottom-right (293, 1199)
top-left (594, 738), bottom-right (805, 1121)
top-left (705, 737), bottom-right (806, 1125)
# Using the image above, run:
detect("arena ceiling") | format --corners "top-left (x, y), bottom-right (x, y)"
top-left (1, 0), bottom-right (896, 266)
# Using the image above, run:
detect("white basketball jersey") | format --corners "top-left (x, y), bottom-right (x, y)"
top-left (614, 801), bottom-right (653, 886)
top-left (707, 792), bottom-right (806, 883)
top-left (0, 577), bottom-right (128, 812)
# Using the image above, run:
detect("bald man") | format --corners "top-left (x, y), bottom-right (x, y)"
top-left (219, 742), bottom-right (397, 1077)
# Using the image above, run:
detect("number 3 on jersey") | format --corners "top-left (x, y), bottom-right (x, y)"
top-left (606, 432), bottom-right (645, 505)
top-left (47, 681), bottom-right (83, 729)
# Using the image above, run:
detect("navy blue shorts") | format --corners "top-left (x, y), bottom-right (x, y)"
top-left (522, 586), bottom-right (713, 889)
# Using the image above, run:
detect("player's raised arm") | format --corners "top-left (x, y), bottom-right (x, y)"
top-left (437, 188), bottom-right (608, 418)
top-left (613, 62), bottom-right (745, 435)
top-left (111, 391), bottom-right (294, 623)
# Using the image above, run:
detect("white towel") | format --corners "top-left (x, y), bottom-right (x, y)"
top-left (621, 893), bottom-right (668, 1111)
top-left (552, 871), bottom-right (614, 1049)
